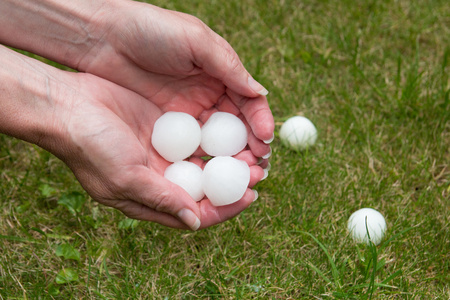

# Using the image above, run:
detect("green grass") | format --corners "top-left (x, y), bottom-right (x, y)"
top-left (1, 0), bottom-right (449, 298)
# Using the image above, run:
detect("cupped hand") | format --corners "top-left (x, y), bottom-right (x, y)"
top-left (77, 1), bottom-right (274, 157)
top-left (55, 72), bottom-right (266, 230)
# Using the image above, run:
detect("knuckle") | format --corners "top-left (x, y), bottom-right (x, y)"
top-left (110, 176), bottom-right (133, 197)
top-left (152, 188), bottom-right (175, 213)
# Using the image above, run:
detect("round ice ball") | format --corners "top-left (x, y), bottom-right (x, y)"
top-left (201, 112), bottom-right (248, 156)
top-left (347, 208), bottom-right (387, 246)
top-left (202, 156), bottom-right (250, 206)
top-left (279, 116), bottom-right (317, 150)
top-left (164, 161), bottom-right (204, 202)
top-left (151, 112), bottom-right (201, 162)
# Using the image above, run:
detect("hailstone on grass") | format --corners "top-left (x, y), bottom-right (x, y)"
top-left (347, 208), bottom-right (387, 246)
top-left (151, 112), bottom-right (201, 162)
top-left (201, 112), bottom-right (248, 156)
top-left (202, 156), bottom-right (250, 206)
top-left (279, 116), bottom-right (317, 150)
top-left (164, 161), bottom-right (204, 202)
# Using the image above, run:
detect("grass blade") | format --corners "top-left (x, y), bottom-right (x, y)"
top-left (381, 270), bottom-right (402, 285)
top-left (380, 226), bottom-right (416, 248)
top-left (305, 260), bottom-right (333, 285)
top-left (0, 234), bottom-right (39, 244)
top-left (299, 231), bottom-right (342, 291)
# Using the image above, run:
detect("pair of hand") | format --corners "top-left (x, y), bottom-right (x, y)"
top-left (1, 1), bottom-right (274, 230)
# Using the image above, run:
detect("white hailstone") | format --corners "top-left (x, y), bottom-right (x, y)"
top-left (347, 208), bottom-right (387, 246)
top-left (151, 112), bottom-right (201, 162)
top-left (202, 156), bottom-right (250, 206)
top-left (164, 161), bottom-right (204, 202)
top-left (201, 112), bottom-right (248, 156)
top-left (279, 116), bottom-right (317, 150)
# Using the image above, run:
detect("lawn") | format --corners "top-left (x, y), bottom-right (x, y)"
top-left (1, 0), bottom-right (449, 298)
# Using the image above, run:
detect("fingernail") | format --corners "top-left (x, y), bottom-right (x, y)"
top-left (252, 189), bottom-right (259, 202)
top-left (265, 162), bottom-right (271, 172)
top-left (263, 134), bottom-right (274, 144)
top-left (261, 168), bottom-right (269, 180)
top-left (248, 77), bottom-right (269, 96)
top-left (177, 208), bottom-right (201, 231)
top-left (257, 157), bottom-right (264, 165)
top-left (262, 147), bottom-right (272, 159)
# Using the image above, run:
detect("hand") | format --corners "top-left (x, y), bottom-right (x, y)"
top-left (77, 1), bottom-right (274, 157)
top-left (50, 71), bottom-right (266, 230)
top-left (0, 1), bottom-right (274, 229)
top-left (0, 0), bottom-right (274, 155)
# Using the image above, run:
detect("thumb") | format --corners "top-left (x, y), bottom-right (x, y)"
top-left (126, 167), bottom-right (201, 230)
top-left (192, 30), bottom-right (268, 97)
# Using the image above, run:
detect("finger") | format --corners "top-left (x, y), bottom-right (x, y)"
top-left (249, 165), bottom-right (267, 187)
top-left (258, 158), bottom-right (270, 170)
top-left (247, 129), bottom-right (272, 158)
top-left (198, 189), bottom-right (256, 229)
top-left (237, 113), bottom-right (271, 158)
top-left (191, 29), bottom-right (268, 97)
top-left (215, 96), bottom-right (240, 116)
top-left (226, 88), bottom-right (275, 144)
top-left (236, 149), bottom-right (269, 187)
top-left (111, 199), bottom-right (189, 229)
top-left (233, 149), bottom-right (259, 166)
top-left (123, 166), bottom-right (202, 231)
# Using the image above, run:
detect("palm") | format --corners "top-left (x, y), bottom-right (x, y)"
top-left (64, 74), bottom-right (168, 201)
top-left (141, 73), bottom-right (225, 118)
top-left (63, 74), bottom-right (262, 230)
top-left (88, 64), bottom-right (270, 157)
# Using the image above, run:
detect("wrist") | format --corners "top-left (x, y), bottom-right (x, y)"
top-left (0, 46), bottom-right (75, 156)
top-left (0, 0), bottom-right (113, 69)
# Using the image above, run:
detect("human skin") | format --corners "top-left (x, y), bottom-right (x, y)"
top-left (0, 0), bottom-right (274, 154)
top-left (0, 45), bottom-right (266, 230)
top-left (0, 0), bottom-right (274, 230)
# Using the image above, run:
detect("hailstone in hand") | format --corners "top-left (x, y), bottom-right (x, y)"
top-left (164, 161), bottom-right (204, 202)
top-left (347, 208), bottom-right (387, 246)
top-left (201, 112), bottom-right (248, 156)
top-left (202, 156), bottom-right (250, 206)
top-left (279, 116), bottom-right (317, 150)
top-left (151, 112), bottom-right (201, 162)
